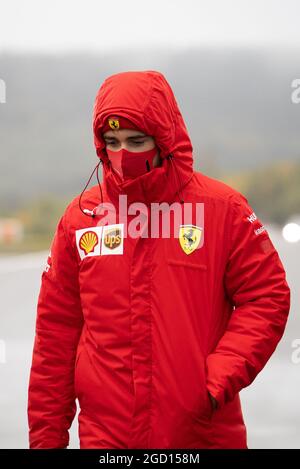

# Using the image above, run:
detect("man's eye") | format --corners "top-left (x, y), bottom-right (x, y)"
top-left (131, 141), bottom-right (145, 145)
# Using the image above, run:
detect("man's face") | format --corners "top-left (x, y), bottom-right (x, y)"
top-left (103, 129), bottom-right (161, 167)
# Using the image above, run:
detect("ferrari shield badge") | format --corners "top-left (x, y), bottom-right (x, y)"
top-left (179, 224), bottom-right (203, 255)
top-left (108, 117), bottom-right (120, 130)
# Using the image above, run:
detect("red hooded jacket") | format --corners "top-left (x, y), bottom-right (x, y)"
top-left (27, 70), bottom-right (290, 449)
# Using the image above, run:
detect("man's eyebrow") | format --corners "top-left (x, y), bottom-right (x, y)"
top-left (103, 134), bottom-right (147, 140)
top-left (127, 134), bottom-right (147, 139)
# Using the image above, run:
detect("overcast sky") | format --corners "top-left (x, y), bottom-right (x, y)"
top-left (0, 0), bottom-right (300, 52)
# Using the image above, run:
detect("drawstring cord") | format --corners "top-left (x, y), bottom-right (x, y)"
top-left (167, 154), bottom-right (185, 204)
top-left (78, 159), bottom-right (104, 218)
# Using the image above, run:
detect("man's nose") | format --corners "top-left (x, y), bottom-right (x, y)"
top-left (119, 143), bottom-right (131, 151)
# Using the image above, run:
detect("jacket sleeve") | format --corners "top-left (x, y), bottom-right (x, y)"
top-left (206, 192), bottom-right (291, 409)
top-left (27, 211), bottom-right (84, 448)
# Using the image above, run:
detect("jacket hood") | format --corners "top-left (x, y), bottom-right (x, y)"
top-left (92, 70), bottom-right (194, 206)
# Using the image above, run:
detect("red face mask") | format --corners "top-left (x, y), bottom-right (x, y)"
top-left (106, 146), bottom-right (158, 180)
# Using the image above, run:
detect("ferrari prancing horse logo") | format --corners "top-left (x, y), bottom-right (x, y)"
top-left (179, 224), bottom-right (203, 255)
top-left (108, 118), bottom-right (120, 130)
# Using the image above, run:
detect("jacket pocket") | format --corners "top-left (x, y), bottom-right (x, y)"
top-left (201, 388), bottom-right (215, 421)
top-left (191, 357), bottom-right (215, 424)
top-left (167, 259), bottom-right (207, 270)
top-left (200, 363), bottom-right (215, 422)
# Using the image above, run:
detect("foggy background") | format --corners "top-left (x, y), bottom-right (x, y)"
top-left (0, 0), bottom-right (299, 449)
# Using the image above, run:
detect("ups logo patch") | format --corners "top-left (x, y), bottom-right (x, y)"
top-left (103, 228), bottom-right (122, 250)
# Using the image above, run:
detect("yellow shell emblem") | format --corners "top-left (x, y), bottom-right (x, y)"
top-left (179, 225), bottom-right (202, 255)
top-left (79, 230), bottom-right (99, 255)
top-left (108, 118), bottom-right (120, 130)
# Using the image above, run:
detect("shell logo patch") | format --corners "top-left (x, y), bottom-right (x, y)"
top-left (108, 117), bottom-right (120, 130)
top-left (179, 224), bottom-right (203, 255)
top-left (76, 227), bottom-right (102, 260)
top-left (79, 230), bottom-right (99, 255)
top-left (101, 224), bottom-right (124, 255)
top-left (75, 224), bottom-right (124, 259)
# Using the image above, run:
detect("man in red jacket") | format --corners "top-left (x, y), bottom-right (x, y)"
top-left (27, 70), bottom-right (290, 449)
